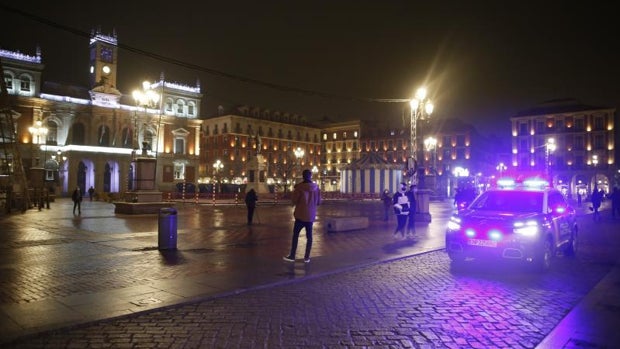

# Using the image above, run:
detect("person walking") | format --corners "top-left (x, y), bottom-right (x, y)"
top-left (381, 189), bottom-right (392, 221)
top-left (283, 169), bottom-right (321, 263)
top-left (392, 182), bottom-right (410, 239)
top-left (406, 184), bottom-right (417, 237)
top-left (88, 186), bottom-right (95, 201)
top-left (72, 186), bottom-right (82, 215)
top-left (244, 188), bottom-right (258, 225)
top-left (591, 186), bottom-right (603, 221)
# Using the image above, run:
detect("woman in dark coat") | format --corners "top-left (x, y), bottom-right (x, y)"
top-left (245, 189), bottom-right (258, 225)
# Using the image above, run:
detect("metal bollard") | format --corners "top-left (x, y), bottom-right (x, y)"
top-left (158, 207), bottom-right (177, 250)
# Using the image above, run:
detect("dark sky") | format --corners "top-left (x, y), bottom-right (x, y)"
top-left (1, 1), bottom-right (618, 136)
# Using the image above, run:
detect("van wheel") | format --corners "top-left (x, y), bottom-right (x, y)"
top-left (565, 227), bottom-right (578, 257)
top-left (533, 238), bottom-right (553, 272)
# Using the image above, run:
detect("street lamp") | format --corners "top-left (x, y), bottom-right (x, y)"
top-left (213, 159), bottom-right (224, 194)
top-left (496, 162), bottom-right (507, 177)
top-left (592, 154), bottom-right (599, 167)
top-left (408, 87), bottom-right (434, 184)
top-left (29, 119), bottom-right (48, 166)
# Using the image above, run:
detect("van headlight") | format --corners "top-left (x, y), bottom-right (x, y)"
top-left (513, 220), bottom-right (539, 237)
top-left (447, 216), bottom-right (462, 231)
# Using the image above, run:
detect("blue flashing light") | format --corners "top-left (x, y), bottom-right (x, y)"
top-left (523, 178), bottom-right (549, 189)
top-left (497, 178), bottom-right (516, 188)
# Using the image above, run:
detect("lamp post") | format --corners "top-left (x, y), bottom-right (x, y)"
top-left (496, 162), bottom-right (507, 178)
top-left (29, 119), bottom-right (48, 167)
top-left (592, 154), bottom-right (599, 167)
top-left (545, 137), bottom-right (556, 184)
top-left (424, 136), bottom-right (437, 174)
top-left (54, 149), bottom-right (67, 195)
top-left (132, 81), bottom-right (160, 154)
top-left (294, 146), bottom-right (305, 182)
top-left (131, 81), bottom-right (160, 194)
top-left (213, 159), bottom-right (224, 197)
top-left (408, 87), bottom-right (434, 185)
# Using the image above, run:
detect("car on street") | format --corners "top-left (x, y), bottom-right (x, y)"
top-left (445, 178), bottom-right (578, 271)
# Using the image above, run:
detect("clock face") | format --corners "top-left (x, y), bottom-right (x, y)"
top-left (102, 65), bottom-right (111, 74)
top-left (100, 47), bottom-right (113, 63)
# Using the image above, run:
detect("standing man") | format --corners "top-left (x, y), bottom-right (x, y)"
top-left (244, 188), bottom-right (258, 225)
top-left (72, 186), bottom-right (82, 215)
top-left (406, 184), bottom-right (417, 237)
top-left (88, 186), bottom-right (95, 201)
top-left (283, 169), bottom-right (321, 263)
top-left (591, 185), bottom-right (603, 221)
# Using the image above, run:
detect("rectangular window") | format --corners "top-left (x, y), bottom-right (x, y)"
top-left (536, 121), bottom-right (545, 133)
top-left (174, 163), bottom-right (185, 180)
top-left (594, 135), bottom-right (605, 149)
top-left (594, 117), bottom-right (604, 130)
top-left (575, 118), bottom-right (585, 131)
top-left (175, 138), bottom-right (185, 154)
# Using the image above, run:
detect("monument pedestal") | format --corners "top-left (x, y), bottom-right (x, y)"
top-left (246, 154), bottom-right (269, 194)
top-left (114, 153), bottom-right (172, 214)
top-left (415, 189), bottom-right (432, 223)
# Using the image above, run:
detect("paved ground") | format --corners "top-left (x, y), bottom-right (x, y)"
top-left (0, 197), bottom-right (618, 348)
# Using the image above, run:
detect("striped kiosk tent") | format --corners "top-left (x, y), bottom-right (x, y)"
top-left (340, 152), bottom-right (405, 195)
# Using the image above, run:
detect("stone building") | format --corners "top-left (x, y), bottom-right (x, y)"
top-left (1, 29), bottom-right (201, 200)
top-left (510, 98), bottom-right (618, 197)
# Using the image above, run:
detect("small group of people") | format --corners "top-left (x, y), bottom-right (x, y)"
top-left (591, 185), bottom-right (620, 220)
top-left (390, 183), bottom-right (417, 239)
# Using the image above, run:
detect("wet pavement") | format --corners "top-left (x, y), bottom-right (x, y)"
top-left (0, 197), bottom-right (618, 348)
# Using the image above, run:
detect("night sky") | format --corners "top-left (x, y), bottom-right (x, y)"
top-left (1, 1), bottom-right (618, 137)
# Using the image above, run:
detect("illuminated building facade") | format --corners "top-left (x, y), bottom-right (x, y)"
top-left (359, 118), bottom-right (499, 197)
top-left (201, 106), bottom-right (322, 192)
top-left (1, 29), bottom-right (202, 198)
top-left (317, 120), bottom-right (362, 191)
top-left (510, 98), bottom-right (618, 197)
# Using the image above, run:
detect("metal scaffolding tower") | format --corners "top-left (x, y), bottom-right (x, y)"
top-left (0, 59), bottom-right (30, 213)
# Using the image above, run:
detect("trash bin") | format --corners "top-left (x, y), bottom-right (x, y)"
top-left (158, 207), bottom-right (177, 250)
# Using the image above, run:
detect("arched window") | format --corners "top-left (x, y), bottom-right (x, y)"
top-left (176, 99), bottom-right (186, 115)
top-left (98, 125), bottom-right (111, 146)
top-left (72, 123), bottom-right (85, 145)
top-left (121, 127), bottom-right (133, 148)
top-left (187, 101), bottom-right (196, 117)
top-left (4, 72), bottom-right (14, 92)
top-left (46, 120), bottom-right (58, 145)
top-left (19, 73), bottom-right (33, 93)
top-left (165, 98), bottom-right (174, 114)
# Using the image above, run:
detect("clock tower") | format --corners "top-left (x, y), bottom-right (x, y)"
top-left (88, 28), bottom-right (118, 89)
